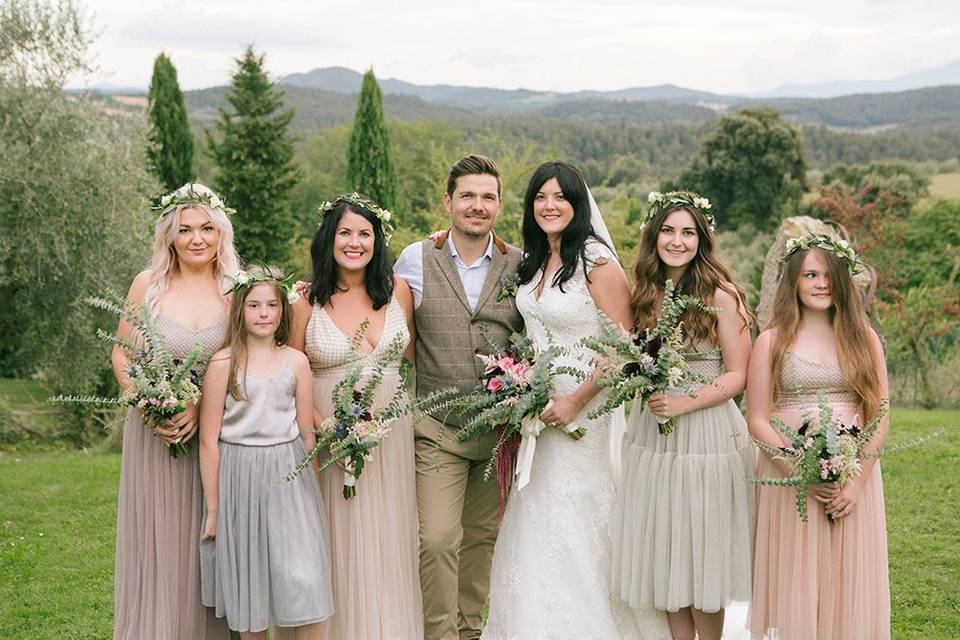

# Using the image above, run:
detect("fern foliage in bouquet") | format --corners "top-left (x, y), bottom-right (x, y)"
top-left (583, 279), bottom-right (714, 435)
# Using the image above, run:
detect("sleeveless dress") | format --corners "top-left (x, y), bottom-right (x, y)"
top-left (200, 352), bottom-right (334, 632)
top-left (612, 346), bottom-right (755, 614)
top-left (301, 297), bottom-right (423, 640)
top-left (113, 315), bottom-right (232, 640)
top-left (482, 242), bottom-right (670, 640)
top-left (749, 353), bottom-right (890, 640)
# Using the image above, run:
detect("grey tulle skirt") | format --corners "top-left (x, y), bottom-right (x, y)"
top-left (201, 438), bottom-right (334, 632)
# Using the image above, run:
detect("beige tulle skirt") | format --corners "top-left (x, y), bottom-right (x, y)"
top-left (113, 407), bottom-right (232, 640)
top-left (749, 403), bottom-right (890, 640)
top-left (291, 368), bottom-right (423, 640)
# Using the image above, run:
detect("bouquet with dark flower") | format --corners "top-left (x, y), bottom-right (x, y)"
top-left (426, 332), bottom-right (587, 510)
top-left (52, 293), bottom-right (205, 457)
top-left (750, 395), bottom-right (897, 522)
top-left (285, 320), bottom-right (424, 499)
top-left (583, 279), bottom-right (714, 435)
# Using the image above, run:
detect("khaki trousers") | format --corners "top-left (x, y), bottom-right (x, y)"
top-left (415, 413), bottom-right (500, 640)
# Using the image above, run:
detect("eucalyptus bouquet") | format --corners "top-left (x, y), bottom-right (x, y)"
top-left (285, 321), bottom-right (412, 499)
top-left (751, 395), bottom-right (890, 522)
top-left (52, 293), bottom-right (205, 457)
top-left (429, 333), bottom-right (586, 501)
top-left (583, 279), bottom-right (713, 435)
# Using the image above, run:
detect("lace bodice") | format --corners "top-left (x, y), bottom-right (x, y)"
top-left (776, 352), bottom-right (859, 407)
top-left (154, 315), bottom-right (227, 376)
top-left (304, 297), bottom-right (410, 374)
top-left (516, 241), bottom-right (616, 396)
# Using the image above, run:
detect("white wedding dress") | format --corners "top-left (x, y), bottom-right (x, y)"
top-left (482, 241), bottom-right (670, 640)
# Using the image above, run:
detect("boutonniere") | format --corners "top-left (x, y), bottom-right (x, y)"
top-left (497, 273), bottom-right (520, 302)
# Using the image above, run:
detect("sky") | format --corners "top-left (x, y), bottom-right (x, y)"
top-left (81, 0), bottom-right (960, 95)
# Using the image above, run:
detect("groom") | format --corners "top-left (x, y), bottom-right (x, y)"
top-left (394, 155), bottom-right (524, 640)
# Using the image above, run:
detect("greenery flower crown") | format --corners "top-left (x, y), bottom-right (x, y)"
top-left (642, 190), bottom-right (717, 232)
top-left (151, 182), bottom-right (236, 218)
top-left (225, 268), bottom-right (301, 304)
top-left (317, 192), bottom-right (395, 245)
top-left (782, 234), bottom-right (865, 276)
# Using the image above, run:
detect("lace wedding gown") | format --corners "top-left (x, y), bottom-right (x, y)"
top-left (482, 242), bottom-right (670, 640)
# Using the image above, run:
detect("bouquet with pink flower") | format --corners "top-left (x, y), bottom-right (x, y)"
top-left (52, 293), bottom-right (205, 457)
top-left (751, 395), bottom-right (891, 522)
top-left (429, 333), bottom-right (587, 511)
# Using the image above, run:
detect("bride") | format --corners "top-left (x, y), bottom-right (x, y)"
top-left (481, 162), bottom-right (670, 640)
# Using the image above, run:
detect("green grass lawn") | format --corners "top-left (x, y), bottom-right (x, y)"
top-left (1, 408), bottom-right (957, 638)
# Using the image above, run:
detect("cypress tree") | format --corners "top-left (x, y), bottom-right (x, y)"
top-left (206, 47), bottom-right (300, 264)
top-left (347, 69), bottom-right (397, 209)
top-left (146, 53), bottom-right (194, 190)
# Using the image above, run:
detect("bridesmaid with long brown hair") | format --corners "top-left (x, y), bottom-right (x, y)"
top-left (612, 191), bottom-right (755, 640)
top-left (112, 183), bottom-right (240, 640)
top-left (748, 235), bottom-right (889, 640)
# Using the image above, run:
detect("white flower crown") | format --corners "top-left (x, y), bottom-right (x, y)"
top-left (641, 190), bottom-right (716, 232)
top-left (317, 192), bottom-right (394, 245)
top-left (152, 182), bottom-right (235, 218)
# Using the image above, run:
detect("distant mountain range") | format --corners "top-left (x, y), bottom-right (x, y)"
top-left (761, 58), bottom-right (960, 98)
top-left (95, 62), bottom-right (960, 133)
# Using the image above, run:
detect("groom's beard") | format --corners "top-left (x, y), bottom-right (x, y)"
top-left (457, 212), bottom-right (495, 239)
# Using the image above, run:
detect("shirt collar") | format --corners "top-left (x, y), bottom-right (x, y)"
top-left (447, 232), bottom-right (494, 266)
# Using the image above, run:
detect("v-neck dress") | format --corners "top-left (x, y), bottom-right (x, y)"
top-left (113, 315), bottom-right (233, 640)
top-left (300, 297), bottom-right (424, 640)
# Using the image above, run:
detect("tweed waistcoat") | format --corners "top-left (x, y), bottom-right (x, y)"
top-left (415, 231), bottom-right (524, 427)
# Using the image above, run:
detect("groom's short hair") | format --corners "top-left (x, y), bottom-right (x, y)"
top-left (446, 154), bottom-right (501, 199)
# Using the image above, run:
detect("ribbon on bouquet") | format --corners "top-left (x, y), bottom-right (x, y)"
top-left (514, 401), bottom-right (584, 491)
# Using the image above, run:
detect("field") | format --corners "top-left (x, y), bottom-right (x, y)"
top-left (0, 407), bottom-right (957, 638)
top-left (928, 172), bottom-right (960, 201)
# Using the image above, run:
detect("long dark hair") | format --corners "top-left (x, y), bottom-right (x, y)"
top-left (517, 161), bottom-right (611, 290)
top-left (630, 204), bottom-right (752, 343)
top-left (309, 198), bottom-right (394, 309)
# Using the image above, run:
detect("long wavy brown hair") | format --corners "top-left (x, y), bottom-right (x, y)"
top-left (769, 247), bottom-right (883, 421)
top-left (631, 205), bottom-right (752, 344)
top-left (225, 267), bottom-right (292, 401)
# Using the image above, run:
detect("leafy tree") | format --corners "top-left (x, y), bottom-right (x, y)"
top-left (0, 0), bottom-right (157, 443)
top-left (347, 69), bottom-right (397, 209)
top-left (679, 108), bottom-right (807, 229)
top-left (822, 160), bottom-right (929, 211)
top-left (146, 52), bottom-right (194, 190)
top-left (206, 46), bottom-right (300, 264)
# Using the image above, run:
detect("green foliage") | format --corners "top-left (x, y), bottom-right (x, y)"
top-left (206, 46), bottom-right (300, 264)
top-left (0, 0), bottom-right (157, 444)
top-left (679, 107), bottom-right (807, 229)
top-left (822, 160), bottom-right (929, 210)
top-left (347, 70), bottom-right (398, 210)
top-left (146, 53), bottom-right (193, 190)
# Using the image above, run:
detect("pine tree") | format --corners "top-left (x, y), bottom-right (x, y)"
top-left (206, 47), bottom-right (300, 264)
top-left (347, 69), bottom-right (397, 209)
top-left (146, 53), bottom-right (194, 190)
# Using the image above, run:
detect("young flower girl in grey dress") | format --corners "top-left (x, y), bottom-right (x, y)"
top-left (199, 267), bottom-right (333, 638)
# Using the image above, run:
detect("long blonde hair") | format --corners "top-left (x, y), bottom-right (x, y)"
top-left (769, 247), bottom-right (883, 421)
top-left (144, 204), bottom-right (241, 309)
top-left (224, 267), bottom-right (292, 401)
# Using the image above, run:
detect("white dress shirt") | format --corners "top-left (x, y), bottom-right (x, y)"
top-left (394, 232), bottom-right (495, 312)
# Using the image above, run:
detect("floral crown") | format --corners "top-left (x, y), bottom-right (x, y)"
top-left (225, 267), bottom-right (301, 304)
top-left (151, 182), bottom-right (235, 218)
top-left (642, 190), bottom-right (716, 232)
top-left (783, 234), bottom-right (865, 276)
top-left (317, 192), bottom-right (394, 245)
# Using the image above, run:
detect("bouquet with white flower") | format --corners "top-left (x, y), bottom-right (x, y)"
top-left (583, 279), bottom-right (714, 435)
top-left (750, 395), bottom-right (893, 522)
top-left (285, 320), bottom-right (415, 499)
top-left (426, 333), bottom-right (587, 509)
top-left (52, 292), bottom-right (206, 457)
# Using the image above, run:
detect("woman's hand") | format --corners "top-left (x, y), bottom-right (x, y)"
top-left (825, 482), bottom-right (861, 520)
top-left (201, 512), bottom-right (217, 541)
top-left (539, 394), bottom-right (584, 430)
top-left (809, 481), bottom-right (841, 503)
top-left (166, 403), bottom-right (200, 444)
top-left (647, 393), bottom-right (691, 419)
